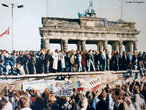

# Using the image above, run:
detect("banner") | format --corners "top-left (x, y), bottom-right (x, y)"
top-left (23, 80), bottom-right (50, 92)
top-left (23, 80), bottom-right (73, 96)
top-left (54, 80), bottom-right (73, 96)
top-left (76, 76), bottom-right (102, 91)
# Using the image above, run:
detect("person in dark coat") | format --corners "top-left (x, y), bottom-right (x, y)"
top-left (65, 52), bottom-right (71, 72)
top-left (98, 50), bottom-right (104, 71)
top-left (44, 50), bottom-right (51, 73)
top-left (23, 51), bottom-right (30, 74)
top-left (94, 51), bottom-right (99, 71)
top-left (132, 51), bottom-right (138, 70)
top-left (10, 51), bottom-right (17, 67)
top-left (112, 51), bottom-right (119, 71)
top-left (47, 94), bottom-right (59, 110)
top-left (33, 90), bottom-right (45, 110)
top-left (28, 51), bottom-right (36, 74)
top-left (118, 51), bottom-right (123, 70)
top-left (96, 91), bottom-right (108, 110)
top-left (140, 84), bottom-right (146, 101)
top-left (122, 51), bottom-right (128, 70)
top-left (33, 96), bottom-right (44, 110)
top-left (142, 52), bottom-right (146, 68)
top-left (37, 50), bottom-right (45, 74)
top-left (42, 88), bottom-right (50, 109)
top-left (138, 51), bottom-right (143, 63)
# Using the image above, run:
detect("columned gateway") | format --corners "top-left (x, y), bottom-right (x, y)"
top-left (40, 1), bottom-right (139, 52)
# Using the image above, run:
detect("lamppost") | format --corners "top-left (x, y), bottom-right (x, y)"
top-left (119, 0), bottom-right (123, 20)
top-left (1, 2), bottom-right (24, 51)
top-left (46, 0), bottom-right (48, 17)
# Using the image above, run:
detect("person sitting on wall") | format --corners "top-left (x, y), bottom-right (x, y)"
top-left (11, 63), bottom-right (25, 75)
top-left (0, 60), bottom-right (6, 75)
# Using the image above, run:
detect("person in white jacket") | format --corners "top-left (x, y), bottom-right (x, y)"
top-left (52, 49), bottom-right (59, 72)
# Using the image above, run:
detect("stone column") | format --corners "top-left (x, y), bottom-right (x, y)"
top-left (81, 40), bottom-right (86, 52)
top-left (103, 40), bottom-right (108, 50)
top-left (133, 41), bottom-right (138, 51)
top-left (115, 42), bottom-right (119, 52)
top-left (129, 41), bottom-right (133, 52)
top-left (112, 42), bottom-right (119, 52)
top-left (42, 39), bottom-right (50, 50)
top-left (124, 43), bottom-right (128, 52)
top-left (63, 39), bottom-right (68, 52)
top-left (111, 42), bottom-right (115, 52)
top-left (96, 43), bottom-right (98, 51)
top-left (119, 41), bottom-right (123, 52)
top-left (126, 41), bottom-right (133, 52)
top-left (77, 41), bottom-right (81, 51)
top-left (61, 40), bottom-right (63, 50)
top-left (97, 41), bottom-right (103, 52)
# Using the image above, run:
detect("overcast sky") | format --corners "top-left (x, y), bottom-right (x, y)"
top-left (0, 0), bottom-right (145, 52)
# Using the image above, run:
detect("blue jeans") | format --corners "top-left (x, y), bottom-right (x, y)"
top-left (66, 67), bottom-right (70, 72)
top-left (102, 59), bottom-right (106, 71)
top-left (95, 62), bottom-right (99, 71)
top-left (78, 62), bottom-right (82, 72)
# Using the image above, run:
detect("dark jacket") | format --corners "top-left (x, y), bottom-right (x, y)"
top-left (113, 102), bottom-right (128, 110)
top-left (96, 99), bottom-right (108, 110)
top-left (48, 102), bottom-right (59, 110)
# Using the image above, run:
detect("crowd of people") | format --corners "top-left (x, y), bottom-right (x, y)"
top-left (0, 49), bottom-right (145, 75)
top-left (0, 79), bottom-right (145, 110)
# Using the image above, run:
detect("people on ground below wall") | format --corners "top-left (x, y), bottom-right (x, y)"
top-left (0, 79), bottom-right (145, 110)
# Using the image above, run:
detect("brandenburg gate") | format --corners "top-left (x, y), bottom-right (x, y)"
top-left (39, 1), bottom-right (139, 52)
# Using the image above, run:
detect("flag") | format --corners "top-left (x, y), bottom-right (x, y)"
top-left (0, 27), bottom-right (9, 37)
